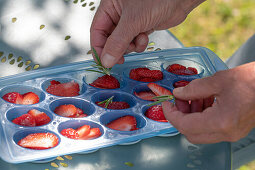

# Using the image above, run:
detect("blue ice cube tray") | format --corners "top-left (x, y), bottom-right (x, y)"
top-left (0, 47), bottom-right (228, 163)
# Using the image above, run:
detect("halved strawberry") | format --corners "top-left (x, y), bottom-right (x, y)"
top-left (139, 78), bottom-right (156, 82)
top-left (28, 109), bottom-right (51, 126)
top-left (22, 92), bottom-right (40, 105)
top-left (145, 105), bottom-right (167, 122)
top-left (129, 68), bottom-right (149, 81)
top-left (89, 75), bottom-right (120, 89)
top-left (106, 115), bottom-right (137, 131)
top-left (147, 83), bottom-right (172, 96)
top-left (46, 81), bottom-right (80, 97)
top-left (134, 91), bottom-right (156, 101)
top-left (80, 128), bottom-right (102, 140)
top-left (18, 132), bottom-right (59, 150)
top-left (129, 67), bottom-right (163, 82)
top-left (61, 128), bottom-right (79, 139)
top-left (77, 125), bottom-right (90, 139)
top-left (173, 80), bottom-right (190, 88)
top-left (2, 92), bottom-right (23, 104)
top-left (54, 104), bottom-right (77, 117)
top-left (50, 80), bottom-right (61, 85)
top-left (166, 64), bottom-right (197, 75)
top-left (12, 114), bottom-right (36, 127)
top-left (96, 101), bottom-right (130, 110)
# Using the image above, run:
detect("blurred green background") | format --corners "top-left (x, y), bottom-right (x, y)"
top-left (169, 0), bottom-right (255, 62)
top-left (170, 0), bottom-right (255, 169)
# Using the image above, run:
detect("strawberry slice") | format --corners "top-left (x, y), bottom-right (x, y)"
top-left (61, 128), bottom-right (79, 139)
top-left (129, 68), bottom-right (149, 81)
top-left (145, 105), bottom-right (167, 122)
top-left (129, 67), bottom-right (163, 82)
top-left (96, 101), bottom-right (130, 110)
top-left (18, 132), bottom-right (59, 150)
top-left (80, 128), bottom-right (102, 140)
top-left (2, 92), bottom-right (23, 104)
top-left (90, 75), bottom-right (120, 89)
top-left (77, 114), bottom-right (88, 118)
top-left (28, 109), bottom-right (51, 126)
top-left (147, 83), bottom-right (172, 96)
top-left (46, 81), bottom-right (80, 97)
top-left (50, 80), bottom-right (61, 85)
top-left (77, 125), bottom-right (90, 139)
top-left (106, 115), bottom-right (138, 131)
top-left (22, 92), bottom-right (39, 105)
top-left (12, 114), bottom-right (36, 127)
top-left (166, 64), bottom-right (198, 75)
top-left (54, 104), bottom-right (77, 117)
top-left (134, 91), bottom-right (156, 101)
top-left (173, 80), bottom-right (190, 88)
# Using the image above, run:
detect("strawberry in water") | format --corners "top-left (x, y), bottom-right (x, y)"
top-left (12, 114), bottom-right (36, 127)
top-left (77, 125), bottom-right (91, 139)
top-left (22, 92), bottom-right (39, 105)
top-left (61, 128), bottom-right (79, 139)
top-left (166, 64), bottom-right (198, 75)
top-left (76, 108), bottom-right (88, 117)
top-left (147, 83), bottom-right (173, 96)
top-left (90, 75), bottom-right (120, 89)
top-left (134, 91), bottom-right (156, 101)
top-left (106, 115), bottom-right (138, 131)
top-left (96, 101), bottom-right (130, 110)
top-left (28, 109), bottom-right (51, 126)
top-left (46, 81), bottom-right (80, 97)
top-left (129, 67), bottom-right (163, 82)
top-left (18, 132), bottom-right (59, 150)
top-left (173, 80), bottom-right (190, 88)
top-left (145, 105), bottom-right (167, 122)
top-left (54, 104), bottom-right (78, 118)
top-left (2, 92), bottom-right (23, 104)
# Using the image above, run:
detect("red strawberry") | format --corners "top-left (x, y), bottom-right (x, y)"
top-left (77, 125), bottom-right (90, 139)
top-left (96, 101), bottom-right (130, 110)
top-left (80, 128), bottom-right (102, 140)
top-left (54, 104), bottom-right (77, 117)
top-left (61, 128), bottom-right (79, 139)
top-left (129, 68), bottom-right (163, 82)
top-left (129, 68), bottom-right (149, 81)
top-left (76, 108), bottom-right (88, 117)
top-left (106, 115), bottom-right (137, 131)
top-left (28, 109), bottom-right (51, 126)
top-left (145, 105), bottom-right (167, 122)
top-left (2, 92), bottom-right (23, 104)
top-left (12, 114), bottom-right (36, 127)
top-left (46, 81), bottom-right (80, 97)
top-left (22, 92), bottom-right (39, 105)
top-left (166, 64), bottom-right (197, 75)
top-left (50, 80), bottom-right (61, 85)
top-left (18, 132), bottom-right (59, 150)
top-left (134, 91), bottom-right (156, 101)
top-left (147, 83), bottom-right (172, 96)
top-left (90, 75), bottom-right (120, 89)
top-left (173, 80), bottom-right (190, 88)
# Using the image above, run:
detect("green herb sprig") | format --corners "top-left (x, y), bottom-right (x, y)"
top-left (98, 96), bottom-right (114, 109)
top-left (86, 47), bottom-right (112, 75)
top-left (147, 95), bottom-right (175, 107)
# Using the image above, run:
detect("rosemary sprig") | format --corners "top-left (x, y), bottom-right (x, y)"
top-left (147, 95), bottom-right (175, 107)
top-left (87, 47), bottom-right (112, 75)
top-left (98, 96), bottom-right (114, 109)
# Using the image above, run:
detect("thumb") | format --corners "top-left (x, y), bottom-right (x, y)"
top-left (101, 19), bottom-right (138, 68)
top-left (173, 76), bottom-right (218, 100)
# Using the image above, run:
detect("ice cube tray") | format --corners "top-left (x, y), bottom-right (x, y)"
top-left (0, 47), bottom-right (228, 163)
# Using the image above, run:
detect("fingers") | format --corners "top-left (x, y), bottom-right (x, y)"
top-left (191, 99), bottom-right (203, 112)
top-left (173, 76), bottom-right (219, 100)
top-left (162, 101), bottom-right (219, 135)
top-left (185, 132), bottom-right (226, 144)
top-left (175, 99), bottom-right (190, 113)
top-left (101, 18), bottom-right (138, 68)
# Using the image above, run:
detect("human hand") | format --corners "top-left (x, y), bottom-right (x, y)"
top-left (162, 62), bottom-right (255, 144)
top-left (90, 0), bottom-right (205, 68)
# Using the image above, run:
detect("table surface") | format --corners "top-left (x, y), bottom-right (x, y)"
top-left (0, 0), bottom-right (231, 169)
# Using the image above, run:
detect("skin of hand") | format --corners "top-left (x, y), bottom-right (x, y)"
top-left (90, 0), bottom-right (205, 68)
top-left (162, 62), bottom-right (255, 144)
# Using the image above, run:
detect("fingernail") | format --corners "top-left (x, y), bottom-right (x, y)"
top-left (101, 53), bottom-right (116, 68)
top-left (173, 87), bottom-right (184, 94)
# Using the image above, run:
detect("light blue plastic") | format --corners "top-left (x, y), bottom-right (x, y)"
top-left (0, 47), bottom-right (228, 163)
